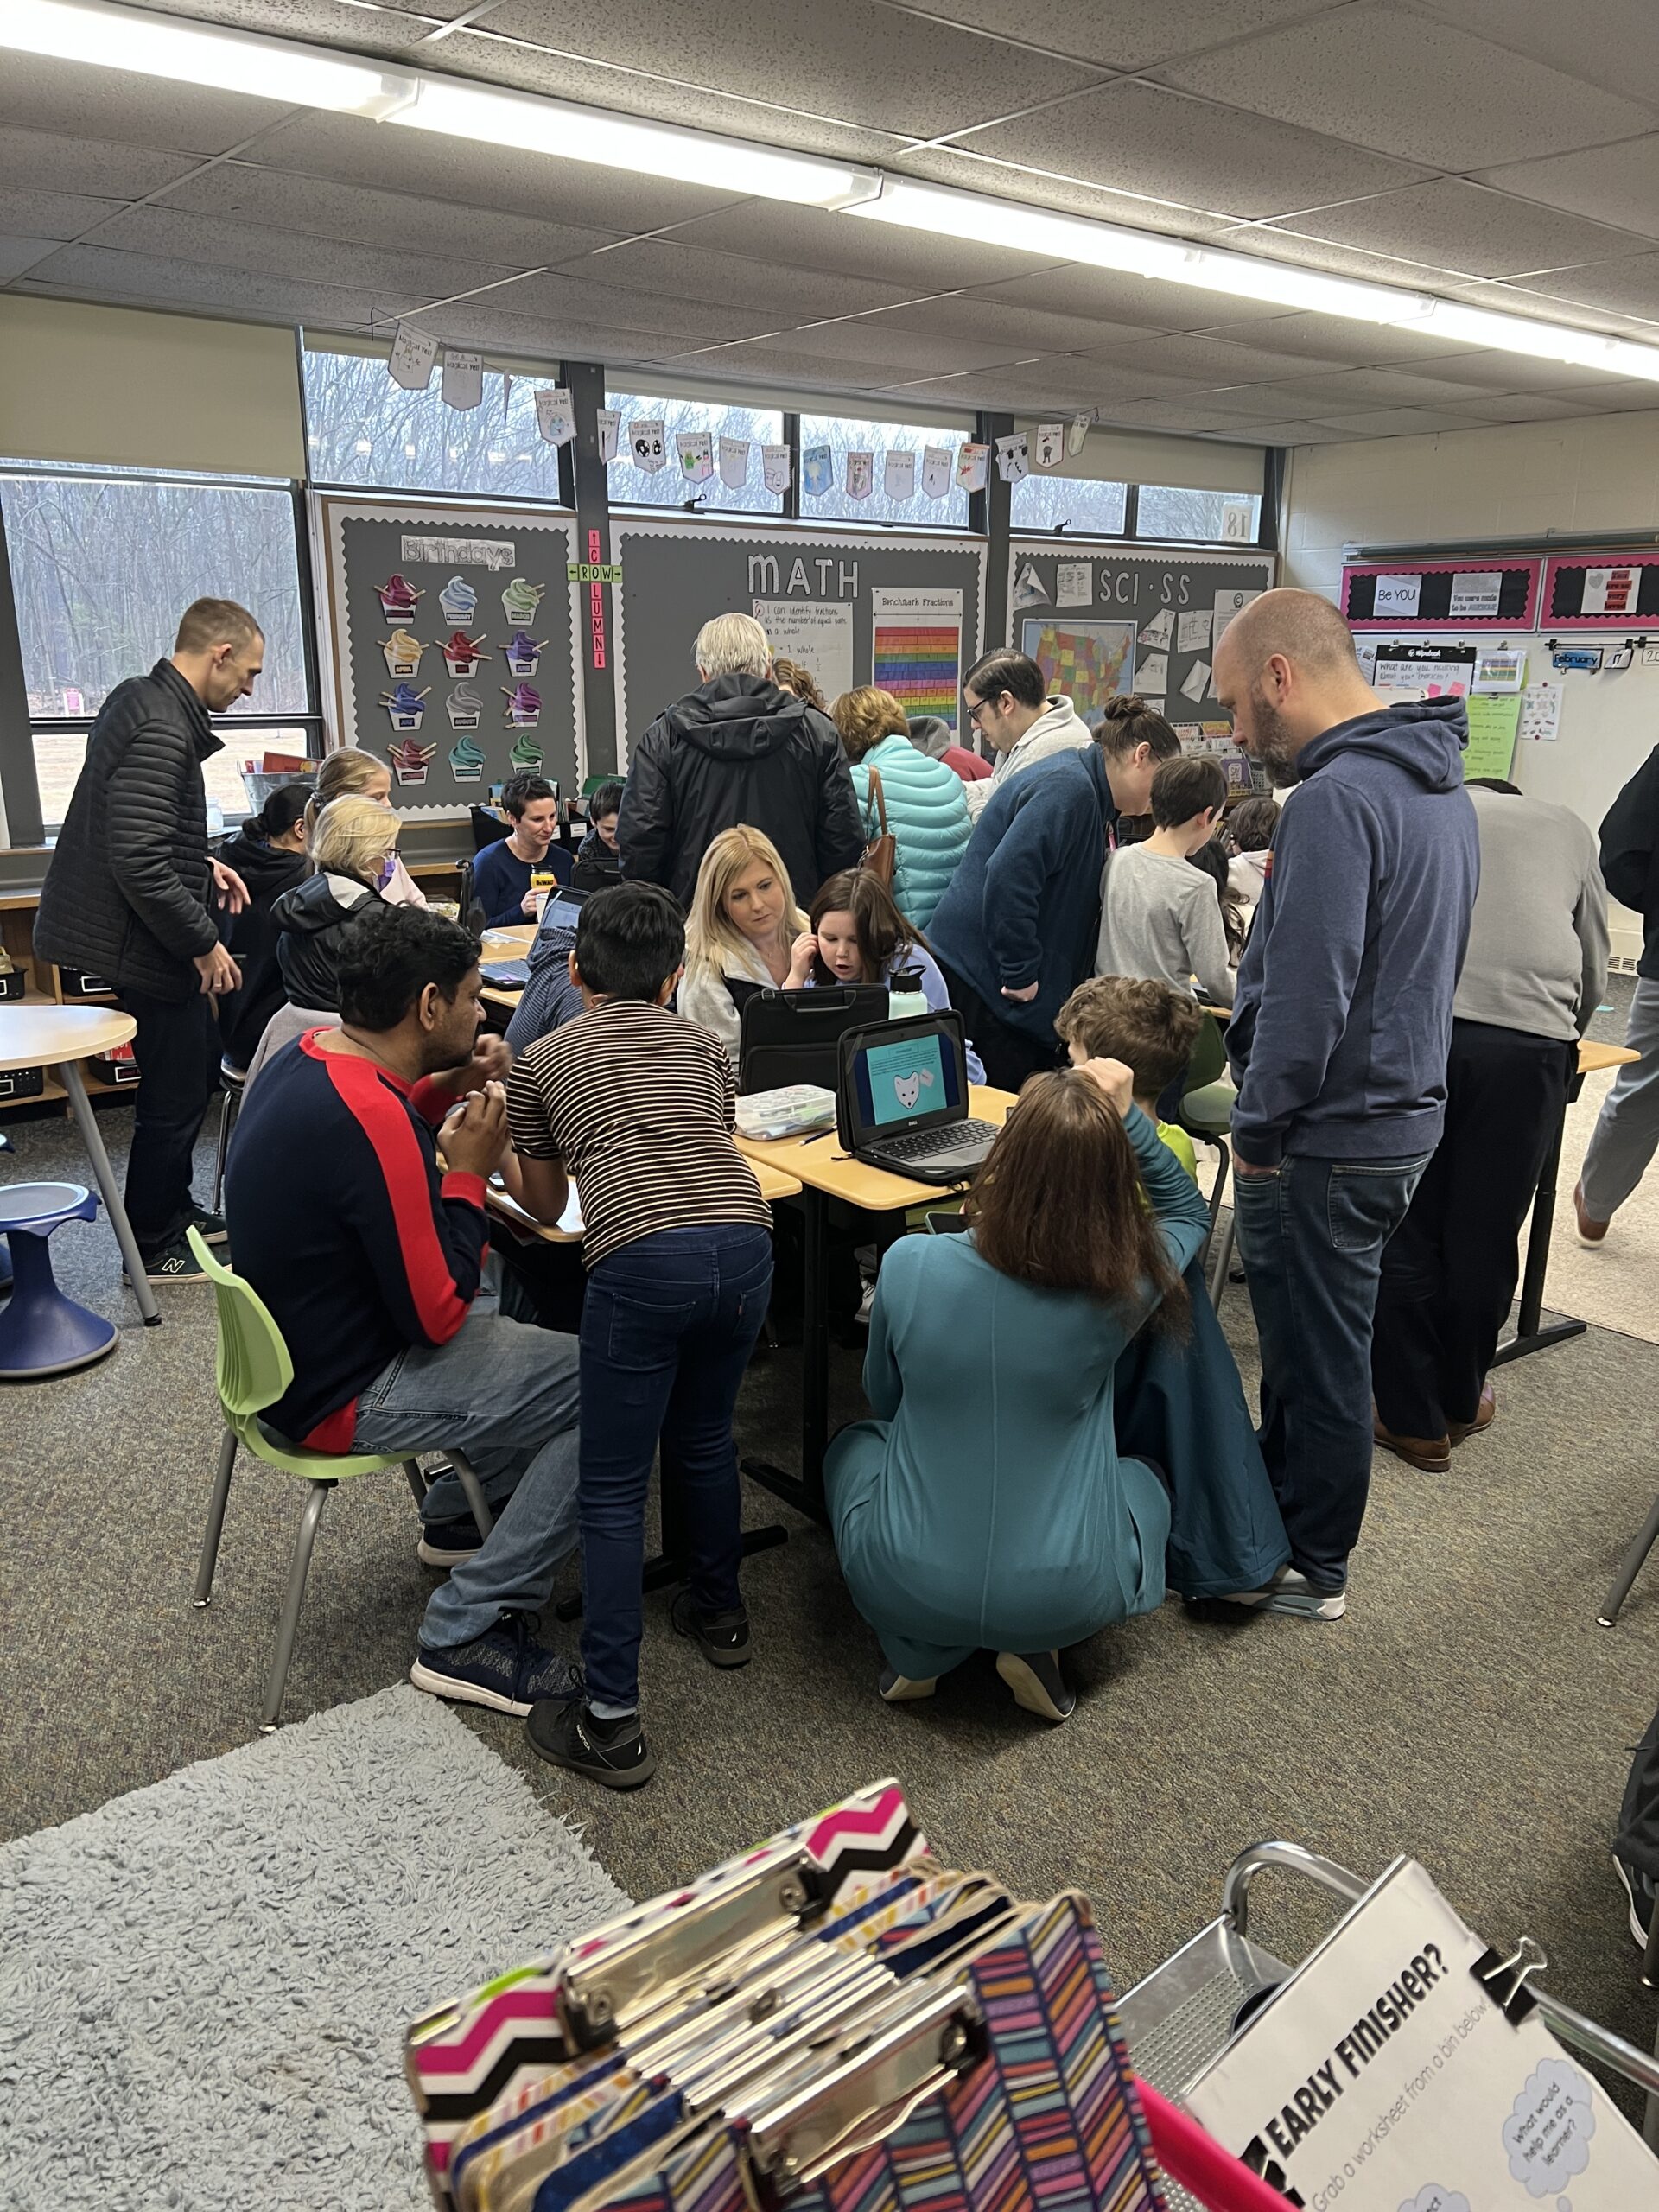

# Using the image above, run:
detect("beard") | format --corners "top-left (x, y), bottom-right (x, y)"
top-left (1247, 683), bottom-right (1305, 785)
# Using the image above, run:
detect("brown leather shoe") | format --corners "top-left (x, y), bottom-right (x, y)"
top-left (1573, 1180), bottom-right (1610, 1246)
top-left (1449, 1380), bottom-right (1497, 1446)
top-left (1373, 1418), bottom-right (1451, 1474)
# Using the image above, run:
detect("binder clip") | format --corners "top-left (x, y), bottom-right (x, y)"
top-left (1472, 1933), bottom-right (1547, 2023)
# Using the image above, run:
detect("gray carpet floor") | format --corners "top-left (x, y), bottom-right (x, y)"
top-left (6, 987), bottom-right (1659, 2094)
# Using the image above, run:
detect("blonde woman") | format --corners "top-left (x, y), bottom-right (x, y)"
top-left (305, 745), bottom-right (428, 906)
top-left (678, 824), bottom-right (809, 1065)
top-left (271, 795), bottom-right (401, 1013)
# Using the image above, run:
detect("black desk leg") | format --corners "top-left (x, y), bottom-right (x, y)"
top-left (1492, 1071), bottom-right (1587, 1369)
top-left (741, 1185), bottom-right (832, 1529)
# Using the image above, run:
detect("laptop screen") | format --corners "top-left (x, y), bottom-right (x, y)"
top-left (848, 1018), bottom-right (965, 1140)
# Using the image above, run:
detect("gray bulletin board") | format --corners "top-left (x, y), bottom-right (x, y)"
top-left (612, 519), bottom-right (987, 760)
top-left (317, 495), bottom-right (585, 815)
top-left (1007, 542), bottom-right (1275, 726)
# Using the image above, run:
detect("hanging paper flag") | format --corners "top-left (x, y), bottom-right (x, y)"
top-left (388, 323), bottom-right (437, 392)
top-left (761, 443), bottom-right (791, 493)
top-left (883, 449), bottom-right (916, 501)
top-left (995, 432), bottom-right (1030, 483)
top-left (629, 419), bottom-right (666, 473)
top-left (955, 442), bottom-right (988, 493)
top-left (502, 372), bottom-right (513, 411)
top-left (533, 386), bottom-right (576, 447)
top-left (802, 444), bottom-right (834, 497)
top-left (441, 349), bottom-right (484, 411)
top-left (676, 430), bottom-right (715, 482)
top-left (1033, 422), bottom-right (1065, 470)
top-left (596, 408), bottom-right (621, 463)
top-left (1067, 412), bottom-right (1092, 458)
top-left (718, 435), bottom-right (751, 489)
top-left (921, 445), bottom-right (952, 499)
top-left (845, 449), bottom-right (874, 500)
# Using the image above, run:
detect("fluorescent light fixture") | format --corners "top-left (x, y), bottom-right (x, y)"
top-left (391, 78), bottom-right (882, 210)
top-left (0, 0), bottom-right (416, 117)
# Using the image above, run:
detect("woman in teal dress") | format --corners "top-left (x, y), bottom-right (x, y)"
top-left (824, 1058), bottom-right (1287, 1721)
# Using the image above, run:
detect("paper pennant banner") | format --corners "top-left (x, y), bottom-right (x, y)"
top-left (718, 435), bottom-right (751, 489)
top-left (761, 443), bottom-right (791, 493)
top-left (802, 443), bottom-right (834, 497)
top-left (1033, 422), bottom-right (1066, 470)
top-left (883, 448), bottom-right (916, 501)
top-left (921, 445), bottom-right (952, 499)
top-left (387, 323), bottom-right (437, 392)
top-left (677, 430), bottom-right (715, 482)
top-left (596, 408), bottom-right (621, 463)
top-left (1067, 412), bottom-right (1092, 458)
top-left (845, 448), bottom-right (874, 500)
top-left (441, 349), bottom-right (483, 411)
top-left (629, 419), bottom-right (666, 473)
top-left (533, 386), bottom-right (576, 447)
top-left (995, 431), bottom-right (1030, 483)
top-left (956, 442), bottom-right (988, 493)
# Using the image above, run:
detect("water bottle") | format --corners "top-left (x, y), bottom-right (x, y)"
top-left (888, 965), bottom-right (927, 1022)
top-left (206, 796), bottom-right (225, 836)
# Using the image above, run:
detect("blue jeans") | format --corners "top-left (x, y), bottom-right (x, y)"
top-left (349, 1266), bottom-right (582, 1651)
top-left (1232, 1153), bottom-right (1429, 1590)
top-left (577, 1224), bottom-right (774, 1713)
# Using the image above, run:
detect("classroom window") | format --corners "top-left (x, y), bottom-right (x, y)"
top-left (302, 345), bottom-right (569, 502)
top-left (605, 391), bottom-right (785, 513)
top-left (1135, 486), bottom-right (1262, 543)
top-left (1009, 472), bottom-right (1128, 536)
top-left (797, 413), bottom-right (971, 528)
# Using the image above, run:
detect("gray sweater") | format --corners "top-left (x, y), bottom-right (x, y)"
top-left (1096, 843), bottom-right (1234, 1004)
top-left (1455, 786), bottom-right (1609, 1041)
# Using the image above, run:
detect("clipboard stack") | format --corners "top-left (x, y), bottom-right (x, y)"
top-left (405, 1779), bottom-right (1173, 2212)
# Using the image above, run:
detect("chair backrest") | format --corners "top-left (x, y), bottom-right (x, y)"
top-left (186, 1227), bottom-right (294, 1421)
top-left (1182, 1009), bottom-right (1228, 1101)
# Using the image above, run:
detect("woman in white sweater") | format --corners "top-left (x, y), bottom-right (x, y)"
top-left (678, 824), bottom-right (810, 1065)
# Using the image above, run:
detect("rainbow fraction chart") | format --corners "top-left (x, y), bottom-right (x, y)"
top-left (1021, 618), bottom-right (1136, 715)
top-left (870, 588), bottom-right (965, 729)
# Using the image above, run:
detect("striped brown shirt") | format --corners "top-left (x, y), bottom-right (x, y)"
top-left (505, 998), bottom-right (770, 1266)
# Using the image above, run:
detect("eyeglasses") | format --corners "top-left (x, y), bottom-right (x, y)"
top-left (965, 692), bottom-right (1006, 726)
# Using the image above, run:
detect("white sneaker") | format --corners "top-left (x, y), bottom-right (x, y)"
top-left (1222, 1566), bottom-right (1346, 1621)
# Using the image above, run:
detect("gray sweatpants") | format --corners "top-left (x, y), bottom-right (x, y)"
top-left (1581, 976), bottom-right (1659, 1220)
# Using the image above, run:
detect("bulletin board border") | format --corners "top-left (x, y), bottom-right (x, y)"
top-left (1341, 556), bottom-right (1541, 632)
top-left (1542, 551), bottom-right (1659, 630)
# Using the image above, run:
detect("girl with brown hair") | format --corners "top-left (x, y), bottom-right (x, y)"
top-left (783, 868), bottom-right (986, 1081)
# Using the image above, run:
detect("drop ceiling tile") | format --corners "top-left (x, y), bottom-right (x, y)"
top-left (1228, 310), bottom-right (1500, 368)
top-left (249, 113), bottom-right (748, 230)
top-left (1412, 0), bottom-right (1659, 102)
top-left (1220, 224), bottom-right (1478, 290)
top-left (1447, 391), bottom-right (1620, 421)
top-left (1156, 3), bottom-right (1657, 169)
top-left (1311, 405), bottom-right (1490, 435)
top-left (1477, 138), bottom-right (1659, 246)
top-left (755, 321), bottom-right (1031, 374)
top-left (0, 127), bottom-right (202, 203)
top-left (17, 251), bottom-right (423, 328)
top-left (1249, 365), bottom-right (1509, 409)
top-left (1264, 178), bottom-right (1654, 280)
top-left (0, 189), bottom-right (134, 244)
top-left (1378, 346), bottom-right (1647, 392)
top-left (160, 163), bottom-right (620, 265)
top-left (887, 147), bottom-right (1236, 238)
top-left (900, 0), bottom-right (1334, 73)
top-left (0, 238), bottom-right (60, 285)
top-left (1506, 256), bottom-right (1659, 316)
top-left (85, 203), bottom-right (520, 301)
top-left (448, 0), bottom-right (1099, 141)
top-left (1445, 277), bottom-right (1659, 337)
top-left (869, 296), bottom-right (1175, 355)
top-left (664, 202), bottom-right (1069, 291)
top-left (971, 264), bottom-right (1291, 329)
top-left (134, 0), bottom-right (447, 48)
top-left (1092, 398), bottom-right (1279, 432)
top-left (939, 79), bottom-right (1428, 223)
top-left (0, 51), bottom-right (297, 153)
top-left (1531, 377), bottom-right (1659, 412)
top-left (1071, 331), bottom-right (1351, 383)
top-left (553, 237), bottom-right (920, 321)
top-left (480, 268), bottom-right (780, 342)
top-left (1229, 419), bottom-right (1357, 443)
top-left (654, 343), bottom-right (901, 391)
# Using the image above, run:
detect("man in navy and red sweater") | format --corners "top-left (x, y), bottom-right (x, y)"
top-left (225, 902), bottom-right (582, 1715)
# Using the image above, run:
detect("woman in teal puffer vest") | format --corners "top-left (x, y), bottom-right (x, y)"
top-left (831, 687), bottom-right (971, 931)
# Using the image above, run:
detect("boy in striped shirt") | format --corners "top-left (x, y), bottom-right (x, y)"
top-left (504, 883), bottom-right (773, 1789)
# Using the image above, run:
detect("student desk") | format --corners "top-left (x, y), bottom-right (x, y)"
top-left (734, 1084), bottom-right (1018, 1525)
top-left (480, 925), bottom-right (535, 1016)
top-left (1492, 1036), bottom-right (1639, 1367)
top-left (485, 1156), bottom-right (804, 1243)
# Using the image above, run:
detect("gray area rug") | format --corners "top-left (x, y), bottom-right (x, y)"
top-left (0, 1686), bottom-right (627, 2212)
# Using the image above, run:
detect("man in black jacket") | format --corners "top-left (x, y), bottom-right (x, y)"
top-left (1577, 747), bottom-right (1659, 1244)
top-left (617, 613), bottom-right (861, 912)
top-left (35, 598), bottom-right (262, 1284)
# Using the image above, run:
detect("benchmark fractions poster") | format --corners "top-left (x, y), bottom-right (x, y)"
top-left (869, 587), bottom-right (962, 729)
top-left (319, 496), bottom-right (585, 810)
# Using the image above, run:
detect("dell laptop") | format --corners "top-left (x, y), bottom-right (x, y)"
top-left (836, 1009), bottom-right (1001, 1185)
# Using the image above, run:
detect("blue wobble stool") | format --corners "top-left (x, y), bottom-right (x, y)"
top-left (0, 1182), bottom-right (118, 1378)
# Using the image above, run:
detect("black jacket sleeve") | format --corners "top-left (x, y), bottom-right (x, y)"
top-left (106, 720), bottom-right (219, 964)
top-left (812, 716), bottom-right (866, 885)
top-left (618, 718), bottom-right (674, 888)
top-left (1600, 747), bottom-right (1659, 918)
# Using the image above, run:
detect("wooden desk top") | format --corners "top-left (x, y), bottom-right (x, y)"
top-left (480, 924), bottom-right (536, 1013)
top-left (0, 1002), bottom-right (134, 1072)
top-left (735, 1084), bottom-right (1018, 1211)
top-left (1580, 1039), bottom-right (1641, 1076)
top-left (487, 1153), bottom-right (803, 1245)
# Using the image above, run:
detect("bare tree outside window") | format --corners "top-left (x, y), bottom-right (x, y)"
top-left (302, 346), bottom-right (569, 502)
top-left (1010, 473), bottom-right (1128, 536)
top-left (1136, 486), bottom-right (1262, 542)
top-left (606, 391), bottom-right (784, 513)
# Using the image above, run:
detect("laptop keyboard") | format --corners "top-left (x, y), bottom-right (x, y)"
top-left (875, 1117), bottom-right (1001, 1160)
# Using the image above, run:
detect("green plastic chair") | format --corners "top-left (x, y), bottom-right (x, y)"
top-left (186, 1230), bottom-right (493, 1730)
top-left (1177, 1012), bottom-right (1240, 1313)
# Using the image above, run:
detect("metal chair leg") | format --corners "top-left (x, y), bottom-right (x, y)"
top-left (1599, 1492), bottom-right (1659, 1627)
top-left (403, 1458), bottom-right (429, 1508)
top-left (211, 1084), bottom-right (241, 1212)
top-left (449, 1449), bottom-right (496, 1541)
top-left (1207, 1209), bottom-right (1236, 1315)
top-left (194, 1427), bottom-right (238, 1606)
top-left (1198, 1140), bottom-right (1230, 1268)
top-left (260, 1482), bottom-right (332, 1732)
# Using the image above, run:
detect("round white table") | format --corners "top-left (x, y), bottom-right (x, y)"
top-left (0, 1004), bottom-right (160, 1325)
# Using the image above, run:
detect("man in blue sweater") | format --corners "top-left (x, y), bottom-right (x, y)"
top-left (1214, 590), bottom-right (1478, 1620)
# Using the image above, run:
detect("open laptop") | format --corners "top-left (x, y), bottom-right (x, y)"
top-left (480, 885), bottom-right (590, 988)
top-left (836, 1009), bottom-right (1001, 1185)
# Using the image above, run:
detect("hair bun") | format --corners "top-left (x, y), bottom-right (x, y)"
top-left (1099, 694), bottom-right (1145, 722)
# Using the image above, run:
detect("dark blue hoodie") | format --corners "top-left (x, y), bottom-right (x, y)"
top-left (1227, 698), bottom-right (1479, 1167)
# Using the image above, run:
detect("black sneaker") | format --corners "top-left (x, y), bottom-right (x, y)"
top-left (670, 1587), bottom-right (751, 1669)
top-left (1615, 1854), bottom-right (1656, 1949)
top-left (995, 1648), bottom-right (1076, 1723)
top-left (417, 1512), bottom-right (485, 1568)
top-left (526, 1698), bottom-right (657, 1790)
top-left (186, 1204), bottom-right (230, 1245)
top-left (125, 1236), bottom-right (210, 1286)
top-left (409, 1611), bottom-right (576, 1716)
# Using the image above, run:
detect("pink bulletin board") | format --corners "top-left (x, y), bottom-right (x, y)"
top-left (1342, 557), bottom-right (1541, 631)
top-left (1542, 553), bottom-right (1659, 628)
